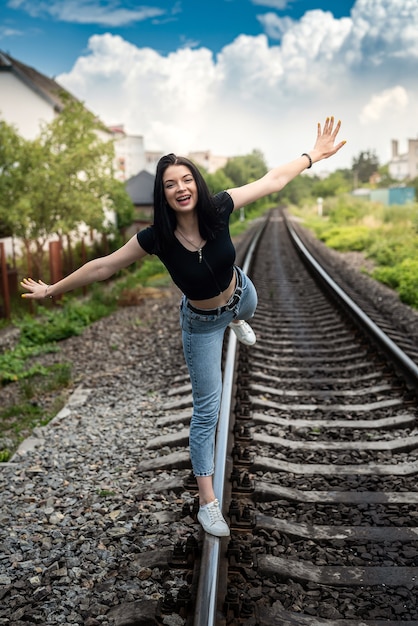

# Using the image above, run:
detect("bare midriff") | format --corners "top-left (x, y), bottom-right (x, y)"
top-left (188, 272), bottom-right (236, 310)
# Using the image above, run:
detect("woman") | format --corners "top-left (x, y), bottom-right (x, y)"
top-left (21, 116), bottom-right (345, 536)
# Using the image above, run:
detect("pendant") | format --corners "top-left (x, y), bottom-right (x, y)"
top-left (198, 248), bottom-right (202, 263)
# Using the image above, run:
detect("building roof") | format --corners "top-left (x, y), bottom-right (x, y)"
top-left (125, 170), bottom-right (155, 205)
top-left (0, 50), bottom-right (71, 111)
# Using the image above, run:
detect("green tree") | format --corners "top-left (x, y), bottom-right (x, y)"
top-left (223, 150), bottom-right (268, 187)
top-left (312, 171), bottom-right (352, 198)
top-left (352, 150), bottom-right (380, 185)
top-left (200, 168), bottom-right (234, 195)
top-left (0, 119), bottom-right (29, 237)
top-left (0, 94), bottom-right (133, 273)
top-left (279, 174), bottom-right (315, 205)
top-left (377, 164), bottom-right (398, 188)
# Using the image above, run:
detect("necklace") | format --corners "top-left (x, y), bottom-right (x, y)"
top-left (176, 228), bottom-right (205, 263)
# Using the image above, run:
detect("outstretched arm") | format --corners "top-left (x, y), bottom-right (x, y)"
top-left (21, 234), bottom-right (148, 300)
top-left (228, 116), bottom-right (346, 211)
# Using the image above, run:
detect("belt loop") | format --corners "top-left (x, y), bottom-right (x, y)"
top-left (235, 266), bottom-right (243, 290)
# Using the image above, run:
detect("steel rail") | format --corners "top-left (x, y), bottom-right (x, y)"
top-left (193, 221), bottom-right (265, 626)
top-left (285, 216), bottom-right (418, 389)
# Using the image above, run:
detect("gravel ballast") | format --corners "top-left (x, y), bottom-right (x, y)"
top-left (1, 225), bottom-right (418, 624)
top-left (0, 286), bottom-right (198, 625)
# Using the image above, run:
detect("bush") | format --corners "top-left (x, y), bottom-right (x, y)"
top-left (321, 225), bottom-right (373, 252)
top-left (293, 197), bottom-right (418, 310)
top-left (373, 258), bottom-right (418, 307)
top-left (0, 343), bottom-right (55, 384)
top-left (324, 196), bottom-right (373, 225)
top-left (367, 223), bottom-right (418, 264)
top-left (17, 298), bottom-right (115, 346)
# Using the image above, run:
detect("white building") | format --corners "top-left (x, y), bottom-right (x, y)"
top-left (0, 51), bottom-right (64, 138)
top-left (108, 125), bottom-right (146, 181)
top-left (188, 151), bottom-right (229, 173)
top-left (0, 51), bottom-right (146, 179)
top-left (389, 138), bottom-right (418, 181)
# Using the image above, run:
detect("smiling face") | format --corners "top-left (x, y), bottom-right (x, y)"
top-left (163, 164), bottom-right (198, 214)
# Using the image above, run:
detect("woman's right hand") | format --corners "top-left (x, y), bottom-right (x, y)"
top-left (21, 278), bottom-right (52, 299)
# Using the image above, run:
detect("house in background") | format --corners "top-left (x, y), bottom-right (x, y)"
top-left (144, 150), bottom-right (165, 174)
top-left (124, 170), bottom-right (155, 237)
top-left (352, 186), bottom-right (415, 205)
top-left (188, 151), bottom-right (228, 173)
top-left (389, 138), bottom-right (418, 181)
top-left (144, 150), bottom-right (230, 176)
top-left (0, 50), bottom-right (67, 138)
top-left (0, 51), bottom-right (146, 184)
top-left (108, 125), bottom-right (146, 181)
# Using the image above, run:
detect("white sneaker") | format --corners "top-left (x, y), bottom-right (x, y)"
top-left (228, 320), bottom-right (256, 346)
top-left (197, 499), bottom-right (230, 537)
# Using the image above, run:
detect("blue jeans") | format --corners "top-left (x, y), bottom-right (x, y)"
top-left (179, 267), bottom-right (257, 476)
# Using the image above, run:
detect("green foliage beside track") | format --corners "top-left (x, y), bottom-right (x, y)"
top-left (293, 198), bottom-right (418, 309)
top-left (0, 257), bottom-right (172, 459)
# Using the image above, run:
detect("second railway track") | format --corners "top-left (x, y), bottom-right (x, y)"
top-left (221, 209), bottom-right (418, 625)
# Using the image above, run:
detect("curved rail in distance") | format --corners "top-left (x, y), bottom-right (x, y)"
top-left (284, 216), bottom-right (418, 392)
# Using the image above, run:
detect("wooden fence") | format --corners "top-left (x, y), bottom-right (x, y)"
top-left (0, 236), bottom-right (104, 319)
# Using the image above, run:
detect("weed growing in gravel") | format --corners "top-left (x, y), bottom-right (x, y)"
top-left (97, 489), bottom-right (116, 497)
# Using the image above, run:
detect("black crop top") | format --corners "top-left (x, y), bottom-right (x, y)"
top-left (136, 191), bottom-right (236, 299)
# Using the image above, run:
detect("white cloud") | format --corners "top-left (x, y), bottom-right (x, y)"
top-left (360, 86), bottom-right (409, 124)
top-left (251, 0), bottom-right (290, 8)
top-left (56, 0), bottom-right (418, 170)
top-left (7, 0), bottom-right (165, 27)
top-left (0, 26), bottom-right (23, 38)
top-left (346, 0), bottom-right (418, 66)
top-left (256, 13), bottom-right (294, 39)
top-left (58, 34), bottom-right (219, 154)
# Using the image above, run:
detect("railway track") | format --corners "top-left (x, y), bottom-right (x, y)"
top-left (140, 207), bottom-right (418, 625)
top-left (3, 206), bottom-right (418, 625)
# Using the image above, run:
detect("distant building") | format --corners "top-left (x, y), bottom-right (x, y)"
top-left (370, 187), bottom-right (415, 205)
top-left (145, 150), bottom-right (165, 174)
top-left (126, 170), bottom-right (154, 208)
top-left (188, 151), bottom-right (228, 173)
top-left (352, 186), bottom-right (415, 205)
top-left (124, 170), bottom-right (155, 237)
top-left (389, 139), bottom-right (418, 181)
top-left (108, 125), bottom-right (146, 181)
top-left (144, 149), bottom-right (230, 176)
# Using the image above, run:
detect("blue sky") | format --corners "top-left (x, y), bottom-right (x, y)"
top-left (1, 1), bottom-right (356, 76)
top-left (1, 0), bottom-right (417, 171)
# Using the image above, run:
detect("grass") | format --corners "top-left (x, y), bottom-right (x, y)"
top-left (0, 363), bottom-right (71, 461)
top-left (0, 255), bottom-right (172, 460)
top-left (291, 197), bottom-right (418, 309)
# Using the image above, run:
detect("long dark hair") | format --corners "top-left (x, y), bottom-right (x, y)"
top-left (153, 154), bottom-right (221, 253)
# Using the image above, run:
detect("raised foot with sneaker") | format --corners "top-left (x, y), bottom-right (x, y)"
top-left (228, 320), bottom-right (256, 345)
top-left (197, 499), bottom-right (230, 537)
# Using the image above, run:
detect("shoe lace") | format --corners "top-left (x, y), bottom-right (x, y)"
top-left (207, 499), bottom-right (223, 523)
